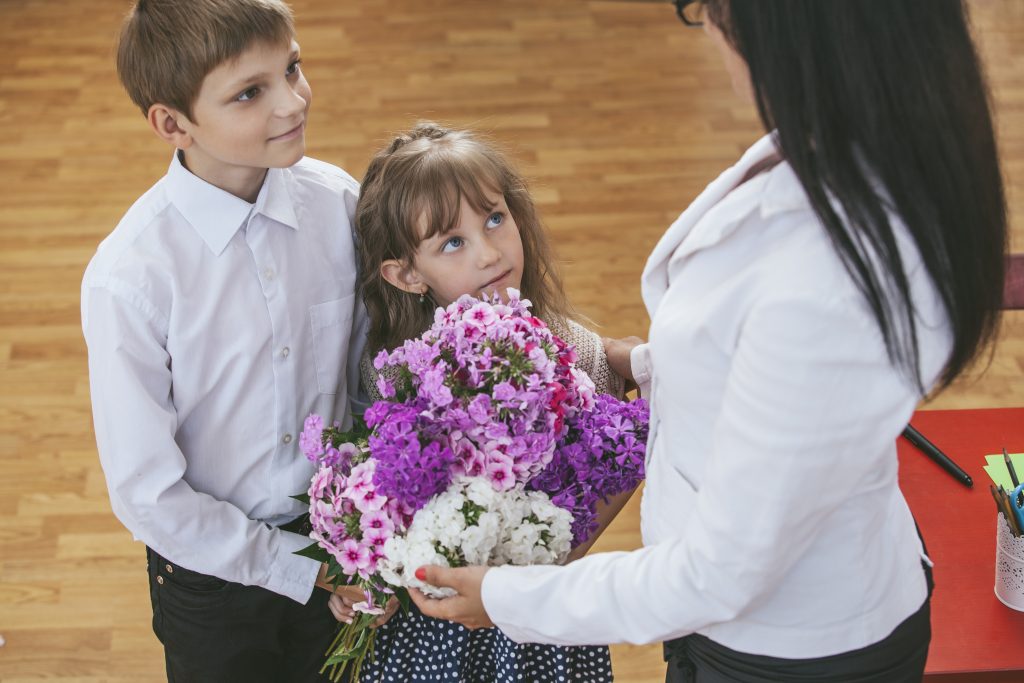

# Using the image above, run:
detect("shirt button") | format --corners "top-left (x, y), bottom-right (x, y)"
top-left (263, 267), bottom-right (275, 280)
top-left (165, 564), bottom-right (174, 574)
top-left (281, 347), bottom-right (290, 358)
top-left (156, 575), bottom-right (164, 585)
top-left (282, 434), bottom-right (293, 444)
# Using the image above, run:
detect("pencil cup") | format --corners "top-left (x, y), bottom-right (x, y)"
top-left (995, 513), bottom-right (1024, 611)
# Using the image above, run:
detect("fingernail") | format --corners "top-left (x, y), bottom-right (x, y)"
top-left (415, 566), bottom-right (427, 581)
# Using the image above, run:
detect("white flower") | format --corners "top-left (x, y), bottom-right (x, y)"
top-left (378, 477), bottom-right (571, 596)
top-left (353, 601), bottom-right (385, 616)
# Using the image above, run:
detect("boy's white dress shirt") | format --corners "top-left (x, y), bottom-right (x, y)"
top-left (482, 134), bottom-right (951, 658)
top-left (82, 153), bottom-right (366, 604)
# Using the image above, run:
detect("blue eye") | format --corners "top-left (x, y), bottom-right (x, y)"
top-left (237, 87), bottom-right (259, 102)
top-left (286, 59), bottom-right (302, 77)
top-left (441, 236), bottom-right (464, 253)
top-left (486, 212), bottom-right (504, 229)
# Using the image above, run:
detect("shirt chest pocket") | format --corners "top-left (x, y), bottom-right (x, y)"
top-left (309, 295), bottom-right (354, 395)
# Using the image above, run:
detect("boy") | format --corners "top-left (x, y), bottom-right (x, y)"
top-left (81, 0), bottom-right (364, 679)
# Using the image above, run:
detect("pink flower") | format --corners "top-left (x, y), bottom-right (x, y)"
top-left (352, 486), bottom-right (388, 514)
top-left (345, 461), bottom-right (375, 492)
top-left (493, 382), bottom-right (516, 402)
top-left (454, 441), bottom-right (487, 478)
top-left (307, 465), bottom-right (336, 502)
top-left (373, 348), bottom-right (391, 371)
top-left (360, 508), bottom-right (395, 535)
top-left (486, 452), bottom-right (516, 491)
top-left (365, 527), bottom-right (392, 548)
top-left (335, 539), bottom-right (372, 576)
top-left (299, 414), bottom-right (325, 462)
top-left (463, 302), bottom-right (497, 330)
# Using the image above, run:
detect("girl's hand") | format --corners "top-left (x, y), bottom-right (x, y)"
top-left (324, 584), bottom-right (368, 624)
top-left (408, 565), bottom-right (494, 630)
top-left (372, 597), bottom-right (401, 628)
top-left (602, 336), bottom-right (644, 385)
top-left (327, 589), bottom-right (400, 628)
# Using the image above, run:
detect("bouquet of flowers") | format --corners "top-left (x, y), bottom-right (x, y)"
top-left (296, 290), bottom-right (647, 681)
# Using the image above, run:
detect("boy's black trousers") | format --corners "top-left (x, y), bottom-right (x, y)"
top-left (146, 546), bottom-right (346, 683)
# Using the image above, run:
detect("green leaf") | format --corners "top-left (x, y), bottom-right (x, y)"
top-left (395, 587), bottom-right (412, 614)
top-left (326, 556), bottom-right (347, 583)
top-left (290, 493), bottom-right (311, 505)
top-left (293, 543), bottom-right (329, 562)
top-left (325, 649), bottom-right (361, 665)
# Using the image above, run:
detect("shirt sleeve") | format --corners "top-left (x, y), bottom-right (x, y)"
top-left (346, 298), bottom-right (371, 417)
top-left (630, 342), bottom-right (652, 398)
top-left (339, 174), bottom-right (371, 419)
top-left (482, 293), bottom-right (921, 645)
top-left (83, 281), bottom-right (320, 603)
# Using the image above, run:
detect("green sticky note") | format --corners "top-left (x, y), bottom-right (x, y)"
top-left (983, 452), bottom-right (1024, 490)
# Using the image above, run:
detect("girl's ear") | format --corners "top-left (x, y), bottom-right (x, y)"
top-left (380, 259), bottom-right (427, 296)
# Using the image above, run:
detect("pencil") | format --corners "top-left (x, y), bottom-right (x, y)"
top-left (997, 485), bottom-right (1023, 536)
top-left (1004, 448), bottom-right (1020, 488)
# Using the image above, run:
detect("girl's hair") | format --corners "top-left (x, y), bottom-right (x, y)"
top-left (356, 122), bottom-right (576, 353)
top-left (704, 0), bottom-right (1007, 391)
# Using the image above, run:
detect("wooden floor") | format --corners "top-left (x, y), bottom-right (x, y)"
top-left (1, 1), bottom-right (1022, 681)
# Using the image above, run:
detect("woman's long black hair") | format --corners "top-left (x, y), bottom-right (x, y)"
top-left (707, 0), bottom-right (1007, 391)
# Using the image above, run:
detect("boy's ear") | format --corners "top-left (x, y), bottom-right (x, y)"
top-left (380, 259), bottom-right (427, 296)
top-left (146, 103), bottom-right (194, 149)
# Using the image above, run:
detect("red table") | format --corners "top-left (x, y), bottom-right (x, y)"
top-left (898, 408), bottom-right (1024, 681)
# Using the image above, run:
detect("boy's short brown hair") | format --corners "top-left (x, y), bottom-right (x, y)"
top-left (116, 0), bottom-right (294, 119)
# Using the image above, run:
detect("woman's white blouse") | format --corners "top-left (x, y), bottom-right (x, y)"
top-left (481, 134), bottom-right (951, 658)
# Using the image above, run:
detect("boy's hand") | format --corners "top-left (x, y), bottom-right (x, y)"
top-left (602, 336), bottom-right (644, 387)
top-left (328, 591), bottom-right (399, 628)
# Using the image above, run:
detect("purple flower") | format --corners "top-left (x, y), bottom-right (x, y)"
top-left (528, 395), bottom-right (649, 545)
top-left (377, 376), bottom-right (396, 399)
top-left (370, 426), bottom-right (455, 512)
top-left (467, 394), bottom-right (492, 424)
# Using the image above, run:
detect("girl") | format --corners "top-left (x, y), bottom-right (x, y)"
top-left (340, 121), bottom-right (629, 682)
top-left (411, 1), bottom-right (1008, 682)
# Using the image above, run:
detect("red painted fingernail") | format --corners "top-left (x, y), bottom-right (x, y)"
top-left (415, 567), bottom-right (427, 581)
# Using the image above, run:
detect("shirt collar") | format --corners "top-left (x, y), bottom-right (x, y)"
top-left (253, 163), bottom-right (299, 234)
top-left (164, 152), bottom-right (299, 256)
top-left (640, 132), bottom-right (807, 314)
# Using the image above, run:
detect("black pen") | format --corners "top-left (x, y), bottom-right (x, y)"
top-left (902, 424), bottom-right (973, 488)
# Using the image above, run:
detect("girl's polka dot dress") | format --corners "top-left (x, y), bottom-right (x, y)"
top-left (360, 603), bottom-right (612, 682)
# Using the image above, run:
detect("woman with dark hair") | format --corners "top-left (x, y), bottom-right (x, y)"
top-left (408, 1), bottom-right (1007, 680)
